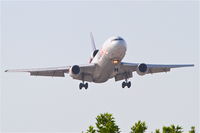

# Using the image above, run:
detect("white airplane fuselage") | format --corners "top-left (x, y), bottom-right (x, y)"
top-left (91, 36), bottom-right (127, 83)
top-left (5, 34), bottom-right (194, 89)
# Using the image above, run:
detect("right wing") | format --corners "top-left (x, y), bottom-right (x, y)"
top-left (5, 64), bottom-right (96, 81)
top-left (5, 66), bottom-right (70, 77)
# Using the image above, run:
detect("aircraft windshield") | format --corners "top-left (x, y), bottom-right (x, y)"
top-left (112, 37), bottom-right (124, 41)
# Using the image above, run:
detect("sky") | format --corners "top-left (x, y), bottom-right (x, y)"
top-left (1, 1), bottom-right (199, 133)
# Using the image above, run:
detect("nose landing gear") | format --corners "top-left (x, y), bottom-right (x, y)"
top-left (79, 82), bottom-right (88, 90)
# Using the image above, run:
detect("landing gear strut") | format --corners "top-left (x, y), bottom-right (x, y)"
top-left (79, 82), bottom-right (88, 90)
top-left (122, 80), bottom-right (131, 88)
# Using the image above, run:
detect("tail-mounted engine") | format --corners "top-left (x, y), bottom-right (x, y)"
top-left (91, 49), bottom-right (99, 58)
top-left (69, 65), bottom-right (80, 78)
top-left (89, 49), bottom-right (99, 63)
top-left (136, 63), bottom-right (149, 76)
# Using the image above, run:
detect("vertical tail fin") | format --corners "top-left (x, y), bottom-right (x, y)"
top-left (90, 32), bottom-right (96, 52)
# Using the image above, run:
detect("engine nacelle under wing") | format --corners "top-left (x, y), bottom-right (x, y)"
top-left (69, 65), bottom-right (81, 78)
top-left (136, 63), bottom-right (149, 76)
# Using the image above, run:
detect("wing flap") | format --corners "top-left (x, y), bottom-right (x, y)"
top-left (148, 67), bottom-right (170, 74)
top-left (30, 71), bottom-right (65, 77)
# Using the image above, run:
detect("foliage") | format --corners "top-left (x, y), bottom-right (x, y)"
top-left (162, 125), bottom-right (183, 133)
top-left (189, 126), bottom-right (195, 133)
top-left (84, 113), bottom-right (120, 133)
top-left (130, 120), bottom-right (147, 133)
top-left (155, 129), bottom-right (160, 133)
top-left (85, 126), bottom-right (96, 133)
top-left (96, 113), bottom-right (120, 133)
top-left (84, 113), bottom-right (196, 133)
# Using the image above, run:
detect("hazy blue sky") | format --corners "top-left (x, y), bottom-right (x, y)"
top-left (1, 1), bottom-right (199, 133)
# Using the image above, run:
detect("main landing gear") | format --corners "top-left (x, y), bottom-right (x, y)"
top-left (79, 73), bottom-right (88, 90)
top-left (122, 80), bottom-right (131, 88)
top-left (79, 82), bottom-right (88, 90)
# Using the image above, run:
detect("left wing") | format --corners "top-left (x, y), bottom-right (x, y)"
top-left (114, 62), bottom-right (194, 81)
top-left (5, 66), bottom-right (70, 77)
top-left (121, 62), bottom-right (194, 74)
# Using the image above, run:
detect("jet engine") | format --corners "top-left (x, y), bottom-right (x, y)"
top-left (136, 63), bottom-right (149, 76)
top-left (89, 49), bottom-right (99, 63)
top-left (69, 65), bottom-right (80, 77)
top-left (91, 49), bottom-right (99, 58)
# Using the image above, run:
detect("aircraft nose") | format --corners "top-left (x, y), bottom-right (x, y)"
top-left (112, 39), bottom-right (127, 51)
top-left (109, 39), bottom-right (127, 60)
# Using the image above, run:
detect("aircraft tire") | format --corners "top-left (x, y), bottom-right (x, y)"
top-left (79, 83), bottom-right (83, 90)
top-left (127, 81), bottom-right (131, 88)
top-left (122, 82), bottom-right (126, 88)
top-left (85, 83), bottom-right (88, 89)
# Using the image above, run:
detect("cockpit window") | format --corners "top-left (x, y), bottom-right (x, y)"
top-left (112, 37), bottom-right (124, 41)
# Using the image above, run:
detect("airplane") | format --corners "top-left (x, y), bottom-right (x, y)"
top-left (5, 33), bottom-right (194, 89)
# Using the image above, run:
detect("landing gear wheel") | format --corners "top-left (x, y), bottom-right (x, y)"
top-left (85, 83), bottom-right (88, 89)
top-left (79, 83), bottom-right (83, 90)
top-left (127, 81), bottom-right (131, 88)
top-left (122, 82), bottom-right (126, 88)
top-left (79, 82), bottom-right (88, 90)
top-left (122, 81), bottom-right (131, 88)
